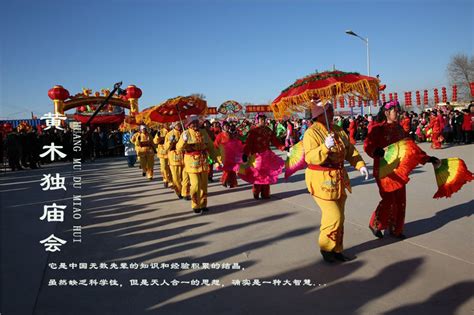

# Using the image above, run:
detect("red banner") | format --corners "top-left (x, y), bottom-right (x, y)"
top-left (246, 105), bottom-right (272, 113)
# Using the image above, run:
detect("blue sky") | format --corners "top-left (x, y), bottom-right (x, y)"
top-left (1, 0), bottom-right (472, 119)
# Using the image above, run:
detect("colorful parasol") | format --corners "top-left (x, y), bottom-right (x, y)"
top-left (376, 139), bottom-right (427, 192)
top-left (218, 100), bottom-right (243, 115)
top-left (137, 95), bottom-right (207, 128)
top-left (433, 158), bottom-right (474, 198)
top-left (271, 70), bottom-right (380, 119)
top-left (284, 140), bottom-right (307, 179)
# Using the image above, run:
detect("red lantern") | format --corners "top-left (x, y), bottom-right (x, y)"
top-left (470, 82), bottom-right (474, 97)
top-left (441, 87), bottom-right (447, 103)
top-left (452, 85), bottom-right (457, 102)
top-left (48, 85), bottom-right (70, 101)
top-left (416, 91), bottom-right (421, 106)
top-left (423, 90), bottom-right (428, 105)
top-left (434, 88), bottom-right (439, 104)
top-left (126, 85), bottom-right (142, 99)
top-left (381, 93), bottom-right (386, 103)
top-left (394, 93), bottom-right (398, 101)
top-left (363, 100), bottom-right (368, 107)
top-left (389, 93), bottom-right (393, 101)
top-left (358, 96), bottom-right (362, 107)
top-left (339, 96), bottom-right (344, 108)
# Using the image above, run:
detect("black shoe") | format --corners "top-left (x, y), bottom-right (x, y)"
top-left (193, 208), bottom-right (202, 214)
top-left (202, 207), bottom-right (209, 212)
top-left (253, 193), bottom-right (260, 200)
top-left (185, 196), bottom-right (191, 201)
top-left (177, 194), bottom-right (183, 199)
top-left (320, 250), bottom-right (336, 263)
top-left (261, 195), bottom-right (271, 200)
top-left (164, 182), bottom-right (168, 188)
top-left (334, 252), bottom-right (356, 262)
top-left (142, 172), bottom-right (146, 177)
top-left (369, 226), bottom-right (383, 239)
top-left (391, 233), bottom-right (407, 240)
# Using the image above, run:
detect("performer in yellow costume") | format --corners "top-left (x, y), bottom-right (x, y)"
top-left (303, 101), bottom-right (369, 263)
top-left (130, 131), bottom-right (141, 169)
top-left (176, 115), bottom-right (213, 214)
top-left (154, 124), bottom-right (172, 188)
top-left (164, 122), bottom-right (186, 199)
top-left (134, 125), bottom-right (155, 180)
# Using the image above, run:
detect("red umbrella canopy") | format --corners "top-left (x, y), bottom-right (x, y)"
top-left (141, 95), bottom-right (207, 124)
top-left (271, 70), bottom-right (380, 119)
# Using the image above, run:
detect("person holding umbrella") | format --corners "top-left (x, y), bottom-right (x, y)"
top-left (176, 115), bottom-right (213, 214)
top-left (303, 100), bottom-right (369, 263)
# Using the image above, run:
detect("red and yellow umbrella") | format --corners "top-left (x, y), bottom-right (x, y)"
top-left (119, 116), bottom-right (140, 132)
top-left (137, 95), bottom-right (207, 127)
top-left (271, 70), bottom-right (380, 119)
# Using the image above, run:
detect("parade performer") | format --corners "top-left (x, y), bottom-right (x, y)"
top-left (240, 113), bottom-right (285, 199)
top-left (202, 120), bottom-right (217, 182)
top-left (364, 100), bottom-right (440, 239)
top-left (176, 115), bottom-right (213, 214)
top-left (215, 122), bottom-right (243, 188)
top-left (348, 117), bottom-right (357, 144)
top-left (154, 124), bottom-right (173, 187)
top-left (400, 112), bottom-right (411, 135)
top-left (428, 110), bottom-right (442, 149)
top-left (164, 122), bottom-right (185, 199)
top-left (303, 101), bottom-right (369, 263)
top-left (285, 121), bottom-right (295, 148)
top-left (122, 130), bottom-right (137, 167)
top-left (134, 125), bottom-right (155, 180)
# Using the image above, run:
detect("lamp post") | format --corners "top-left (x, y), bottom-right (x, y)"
top-left (345, 29), bottom-right (371, 115)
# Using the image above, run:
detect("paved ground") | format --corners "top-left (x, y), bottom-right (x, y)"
top-left (1, 142), bottom-right (473, 315)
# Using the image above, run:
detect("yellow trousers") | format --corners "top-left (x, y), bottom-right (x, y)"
top-left (182, 169), bottom-right (190, 197)
top-left (159, 158), bottom-right (172, 184)
top-left (139, 154), bottom-right (155, 179)
top-left (313, 194), bottom-right (347, 253)
top-left (169, 165), bottom-right (183, 196)
top-left (189, 172), bottom-right (208, 209)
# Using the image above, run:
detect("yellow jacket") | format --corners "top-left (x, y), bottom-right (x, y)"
top-left (153, 128), bottom-right (169, 159)
top-left (135, 132), bottom-right (155, 156)
top-left (164, 129), bottom-right (184, 166)
top-left (176, 128), bottom-right (210, 174)
top-left (303, 122), bottom-right (365, 200)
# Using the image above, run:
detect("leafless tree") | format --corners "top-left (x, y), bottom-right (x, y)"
top-left (190, 93), bottom-right (206, 100)
top-left (447, 53), bottom-right (474, 101)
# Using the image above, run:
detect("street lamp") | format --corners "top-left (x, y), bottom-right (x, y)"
top-left (346, 29), bottom-right (371, 115)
